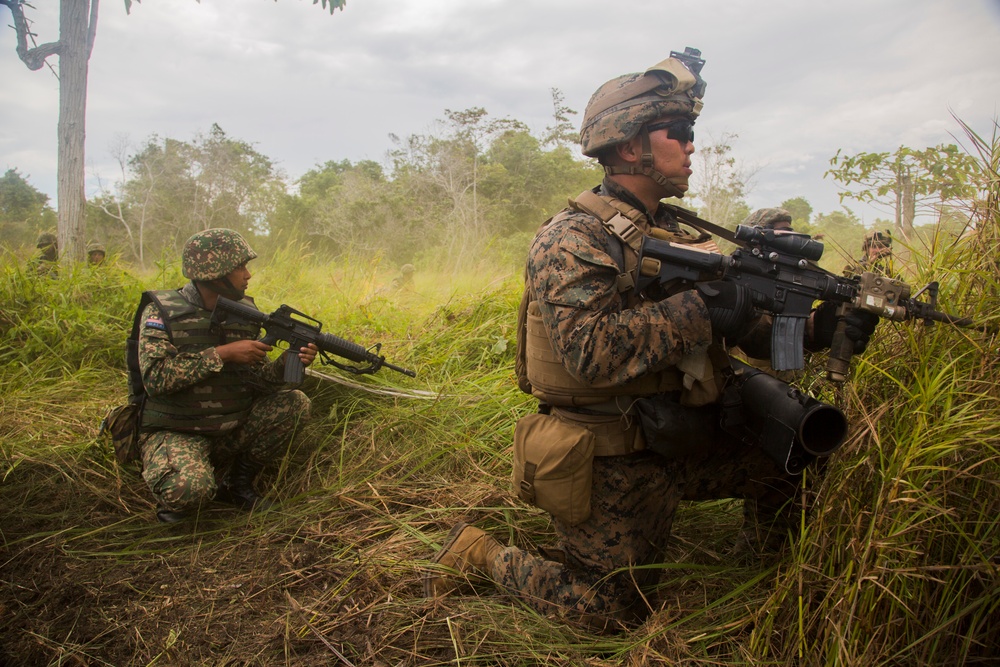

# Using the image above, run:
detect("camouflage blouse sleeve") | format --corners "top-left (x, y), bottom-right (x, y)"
top-left (138, 303), bottom-right (293, 396)
top-left (137, 302), bottom-right (226, 396)
top-left (527, 212), bottom-right (713, 386)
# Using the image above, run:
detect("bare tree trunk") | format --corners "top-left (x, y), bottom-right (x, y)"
top-left (901, 173), bottom-right (915, 241)
top-left (57, 0), bottom-right (97, 264)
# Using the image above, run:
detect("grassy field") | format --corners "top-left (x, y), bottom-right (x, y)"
top-left (2, 136), bottom-right (998, 666)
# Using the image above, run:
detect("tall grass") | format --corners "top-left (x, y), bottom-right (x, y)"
top-left (747, 123), bottom-right (1000, 666)
top-left (1, 130), bottom-right (999, 664)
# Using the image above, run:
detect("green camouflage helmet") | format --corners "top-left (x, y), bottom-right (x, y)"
top-left (742, 208), bottom-right (793, 231)
top-left (182, 228), bottom-right (257, 281)
top-left (87, 241), bottom-right (106, 254)
top-left (580, 49), bottom-right (707, 158)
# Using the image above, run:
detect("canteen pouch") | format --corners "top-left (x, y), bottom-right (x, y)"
top-left (100, 401), bottom-right (143, 464)
top-left (512, 412), bottom-right (595, 526)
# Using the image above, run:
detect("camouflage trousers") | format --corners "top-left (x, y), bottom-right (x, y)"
top-left (486, 437), bottom-right (800, 631)
top-left (140, 390), bottom-right (311, 512)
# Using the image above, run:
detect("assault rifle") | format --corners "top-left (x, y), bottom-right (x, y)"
top-left (212, 297), bottom-right (416, 383)
top-left (636, 225), bottom-right (985, 382)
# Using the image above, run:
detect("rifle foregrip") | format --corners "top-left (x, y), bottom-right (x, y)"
top-left (825, 319), bottom-right (854, 383)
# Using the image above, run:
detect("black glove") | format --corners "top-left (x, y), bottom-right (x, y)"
top-left (843, 309), bottom-right (879, 353)
top-left (809, 302), bottom-right (879, 353)
top-left (694, 281), bottom-right (757, 341)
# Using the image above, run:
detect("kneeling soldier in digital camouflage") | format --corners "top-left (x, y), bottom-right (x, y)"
top-left (138, 228), bottom-right (317, 523)
top-left (424, 50), bottom-right (876, 631)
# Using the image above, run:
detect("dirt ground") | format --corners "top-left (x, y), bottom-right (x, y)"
top-left (0, 448), bottom-right (756, 666)
top-left (0, 456), bottom-right (478, 666)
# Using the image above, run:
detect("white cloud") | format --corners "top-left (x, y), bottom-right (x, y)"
top-left (2, 0), bottom-right (998, 223)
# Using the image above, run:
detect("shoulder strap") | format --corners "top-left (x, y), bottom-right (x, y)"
top-left (660, 203), bottom-right (738, 244)
top-left (571, 189), bottom-right (667, 295)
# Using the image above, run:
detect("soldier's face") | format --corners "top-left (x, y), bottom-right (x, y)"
top-left (646, 116), bottom-right (695, 194)
top-left (224, 263), bottom-right (252, 293)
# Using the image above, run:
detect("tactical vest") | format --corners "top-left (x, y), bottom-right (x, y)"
top-left (137, 289), bottom-right (262, 435)
top-left (514, 190), bottom-right (731, 456)
top-left (516, 190), bottom-right (722, 406)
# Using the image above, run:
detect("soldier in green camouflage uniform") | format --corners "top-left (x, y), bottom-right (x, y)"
top-left (425, 50), bottom-right (876, 631)
top-left (28, 232), bottom-right (58, 277)
top-left (138, 228), bottom-right (317, 523)
top-left (86, 241), bottom-right (106, 265)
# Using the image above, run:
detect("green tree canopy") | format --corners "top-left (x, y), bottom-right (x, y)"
top-left (0, 168), bottom-right (57, 249)
top-left (826, 144), bottom-right (979, 240)
top-left (779, 196), bottom-right (813, 231)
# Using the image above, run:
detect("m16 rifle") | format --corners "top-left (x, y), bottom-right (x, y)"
top-left (635, 225), bottom-right (985, 382)
top-left (212, 297), bottom-right (416, 383)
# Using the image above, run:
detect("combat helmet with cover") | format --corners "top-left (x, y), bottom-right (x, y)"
top-left (182, 228), bottom-right (257, 282)
top-left (579, 47), bottom-right (707, 199)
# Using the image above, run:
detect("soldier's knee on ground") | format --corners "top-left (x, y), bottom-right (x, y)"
top-left (287, 389), bottom-right (311, 420)
top-left (148, 466), bottom-right (217, 512)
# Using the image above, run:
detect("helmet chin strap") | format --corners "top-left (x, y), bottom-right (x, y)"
top-left (603, 127), bottom-right (687, 200)
top-left (200, 277), bottom-right (245, 301)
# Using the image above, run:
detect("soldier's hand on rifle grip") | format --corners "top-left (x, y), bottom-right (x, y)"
top-left (694, 281), bottom-right (757, 342)
top-left (808, 302), bottom-right (879, 382)
top-left (216, 339), bottom-right (273, 364)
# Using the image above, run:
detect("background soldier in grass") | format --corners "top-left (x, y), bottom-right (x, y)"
top-left (425, 50), bottom-right (876, 631)
top-left (855, 230), bottom-right (897, 277)
top-left (86, 241), bottom-right (106, 266)
top-left (137, 228), bottom-right (317, 523)
top-left (28, 231), bottom-right (58, 277)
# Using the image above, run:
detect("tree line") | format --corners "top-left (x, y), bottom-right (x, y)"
top-left (2, 103), bottom-right (980, 274)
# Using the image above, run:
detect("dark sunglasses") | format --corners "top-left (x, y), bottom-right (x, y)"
top-left (645, 119), bottom-right (695, 145)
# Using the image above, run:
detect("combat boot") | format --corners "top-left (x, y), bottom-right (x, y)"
top-left (423, 522), bottom-right (504, 597)
top-left (156, 508), bottom-right (190, 524)
top-left (216, 457), bottom-right (275, 511)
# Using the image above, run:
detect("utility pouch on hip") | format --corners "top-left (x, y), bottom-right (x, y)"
top-left (99, 400), bottom-right (144, 464)
top-left (634, 394), bottom-right (719, 460)
top-left (512, 412), bottom-right (595, 526)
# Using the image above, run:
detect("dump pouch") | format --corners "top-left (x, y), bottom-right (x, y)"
top-left (512, 412), bottom-right (595, 526)
top-left (634, 393), bottom-right (720, 460)
top-left (100, 399), bottom-right (144, 464)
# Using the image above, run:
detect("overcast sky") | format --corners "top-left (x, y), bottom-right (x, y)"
top-left (3, 0), bottom-right (999, 227)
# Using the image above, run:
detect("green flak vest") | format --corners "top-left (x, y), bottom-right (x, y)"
top-left (137, 289), bottom-right (263, 435)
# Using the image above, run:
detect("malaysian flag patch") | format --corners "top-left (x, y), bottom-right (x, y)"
top-left (144, 316), bottom-right (167, 331)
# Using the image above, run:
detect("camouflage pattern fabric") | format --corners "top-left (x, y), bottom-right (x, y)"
top-left (140, 389), bottom-right (310, 512)
top-left (486, 441), bottom-right (799, 630)
top-left (484, 177), bottom-right (799, 629)
top-left (36, 232), bottom-right (57, 248)
top-left (528, 179), bottom-right (713, 386)
top-left (137, 282), bottom-right (310, 511)
top-left (28, 245), bottom-right (58, 277)
top-left (182, 228), bottom-right (257, 281)
top-left (580, 56), bottom-right (706, 158)
top-left (138, 284), bottom-right (287, 400)
top-left (742, 207), bottom-right (793, 231)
